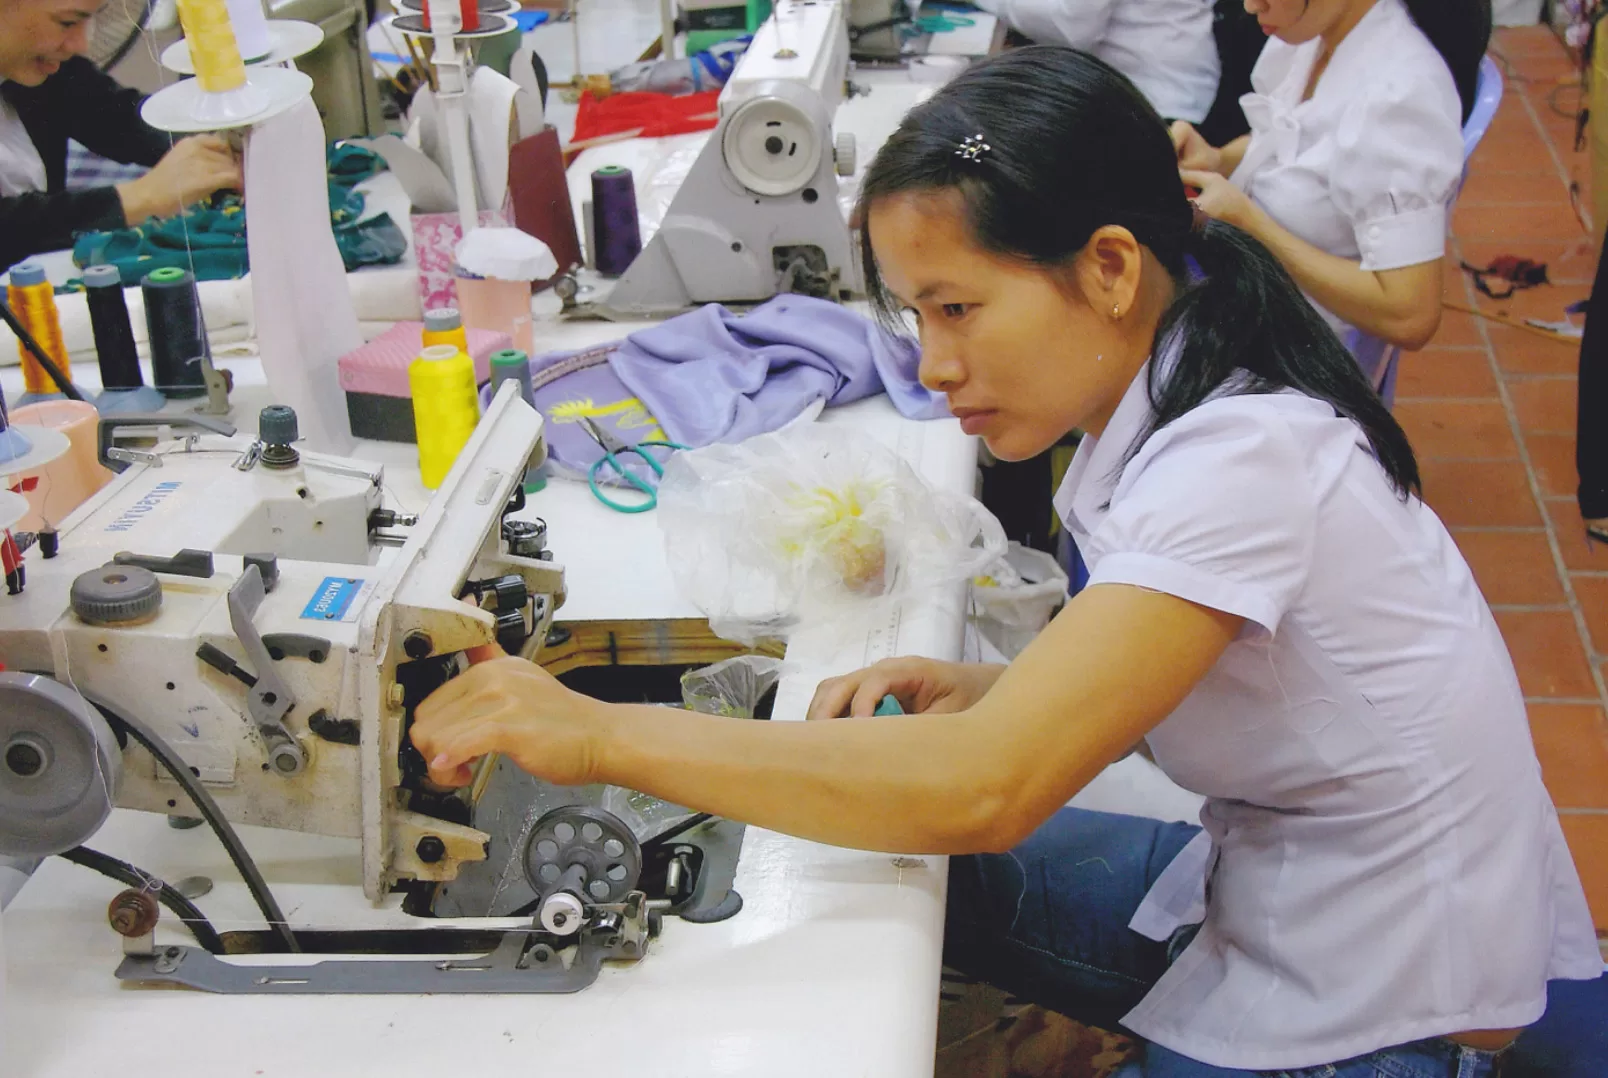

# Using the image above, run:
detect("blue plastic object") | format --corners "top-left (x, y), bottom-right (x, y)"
top-left (874, 695), bottom-right (904, 716)
top-left (514, 10), bottom-right (549, 31)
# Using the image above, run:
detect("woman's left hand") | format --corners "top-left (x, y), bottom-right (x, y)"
top-left (409, 644), bottom-right (609, 789)
top-left (1180, 168), bottom-right (1255, 232)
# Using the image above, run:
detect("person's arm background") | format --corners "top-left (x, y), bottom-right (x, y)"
top-left (971, 0), bottom-right (1115, 50)
top-left (0, 186), bottom-right (129, 269)
top-left (1183, 167), bottom-right (1444, 350)
top-left (0, 57), bottom-right (172, 268)
top-left (51, 56), bottom-right (171, 169)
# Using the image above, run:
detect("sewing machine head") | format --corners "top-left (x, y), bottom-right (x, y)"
top-left (598, 0), bottom-right (861, 317)
top-left (0, 384), bottom-right (563, 902)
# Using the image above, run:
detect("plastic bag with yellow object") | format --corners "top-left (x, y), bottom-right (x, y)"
top-left (658, 425), bottom-right (1006, 644)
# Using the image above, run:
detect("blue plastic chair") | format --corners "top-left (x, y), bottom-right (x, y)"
top-left (1359, 54), bottom-right (1504, 405)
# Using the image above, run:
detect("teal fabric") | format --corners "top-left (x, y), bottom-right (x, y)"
top-left (69, 142), bottom-right (405, 284)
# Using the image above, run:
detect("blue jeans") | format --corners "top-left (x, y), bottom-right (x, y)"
top-left (943, 807), bottom-right (1511, 1078)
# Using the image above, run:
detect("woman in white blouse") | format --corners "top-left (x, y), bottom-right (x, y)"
top-left (408, 49), bottom-right (1599, 1077)
top-left (1171, 0), bottom-right (1491, 393)
top-left (970, 0), bottom-right (1220, 125)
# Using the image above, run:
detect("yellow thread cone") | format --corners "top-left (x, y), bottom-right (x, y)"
top-left (176, 0), bottom-right (247, 93)
top-left (7, 281), bottom-right (69, 396)
top-left (410, 345), bottom-right (480, 490)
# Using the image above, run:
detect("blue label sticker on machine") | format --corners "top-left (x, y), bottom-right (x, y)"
top-left (302, 577), bottom-right (370, 623)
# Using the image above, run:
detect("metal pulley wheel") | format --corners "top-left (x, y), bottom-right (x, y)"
top-left (522, 806), bottom-right (642, 930)
top-left (0, 672), bottom-right (123, 856)
top-left (722, 95), bottom-right (821, 198)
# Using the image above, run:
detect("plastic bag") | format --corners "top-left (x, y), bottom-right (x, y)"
top-left (680, 654), bottom-right (786, 716)
top-left (658, 426), bottom-right (1007, 644)
top-left (969, 542), bottom-right (1069, 659)
top-left (601, 655), bottom-right (786, 837)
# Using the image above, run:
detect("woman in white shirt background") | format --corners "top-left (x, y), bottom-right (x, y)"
top-left (969, 0), bottom-right (1220, 128)
top-left (407, 48), bottom-right (1601, 1077)
top-left (1171, 0), bottom-right (1492, 402)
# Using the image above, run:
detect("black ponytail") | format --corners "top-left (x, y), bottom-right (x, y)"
top-left (855, 46), bottom-right (1420, 498)
top-left (1151, 219), bottom-right (1418, 495)
top-left (1405, 0), bottom-right (1494, 123)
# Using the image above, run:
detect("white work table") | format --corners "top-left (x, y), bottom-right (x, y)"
top-left (0, 290), bottom-right (978, 1077)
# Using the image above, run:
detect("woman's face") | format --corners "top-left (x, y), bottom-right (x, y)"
top-left (866, 191), bottom-right (1147, 462)
top-left (1242, 0), bottom-right (1370, 44)
top-left (0, 0), bottom-right (103, 86)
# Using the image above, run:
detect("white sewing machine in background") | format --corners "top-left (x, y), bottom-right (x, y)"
top-left (596, 0), bottom-right (862, 316)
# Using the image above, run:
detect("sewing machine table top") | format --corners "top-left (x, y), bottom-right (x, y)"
top-left (0, 316), bottom-right (976, 1076)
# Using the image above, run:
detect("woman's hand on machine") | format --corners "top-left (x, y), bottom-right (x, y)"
top-left (410, 643), bottom-right (609, 790)
top-left (1169, 121), bottom-right (1222, 175)
top-left (806, 657), bottom-right (1006, 720)
top-left (116, 135), bottom-right (243, 225)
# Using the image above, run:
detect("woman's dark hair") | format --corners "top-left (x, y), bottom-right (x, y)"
top-left (1406, 0), bottom-right (1494, 123)
top-left (855, 46), bottom-right (1419, 498)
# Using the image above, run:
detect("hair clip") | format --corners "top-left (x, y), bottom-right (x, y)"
top-left (955, 133), bottom-right (992, 164)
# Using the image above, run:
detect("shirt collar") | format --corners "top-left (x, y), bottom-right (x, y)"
top-left (1053, 333), bottom-right (1182, 538)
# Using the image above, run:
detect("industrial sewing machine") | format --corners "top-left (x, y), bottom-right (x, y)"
top-left (593, 0), bottom-right (862, 317)
top-left (0, 385), bottom-right (747, 994)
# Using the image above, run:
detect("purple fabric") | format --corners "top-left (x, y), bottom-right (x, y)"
top-left (494, 297), bottom-right (948, 485)
top-left (610, 295), bottom-right (948, 446)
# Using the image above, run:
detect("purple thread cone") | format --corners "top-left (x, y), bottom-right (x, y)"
top-left (591, 166), bottom-right (642, 277)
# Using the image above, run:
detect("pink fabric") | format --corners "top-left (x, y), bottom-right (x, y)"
top-left (410, 208), bottom-right (507, 311)
top-left (338, 320), bottom-right (512, 396)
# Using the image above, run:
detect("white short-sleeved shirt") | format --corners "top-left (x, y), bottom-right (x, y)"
top-left (971, 0), bottom-right (1218, 123)
top-left (1229, 0), bottom-right (1462, 309)
top-left (0, 86), bottom-right (46, 198)
top-left (1054, 355), bottom-right (1602, 1071)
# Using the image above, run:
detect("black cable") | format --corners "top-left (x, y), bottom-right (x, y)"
top-left (100, 709), bottom-right (301, 953)
top-left (60, 845), bottom-right (225, 954)
top-left (0, 294), bottom-right (85, 402)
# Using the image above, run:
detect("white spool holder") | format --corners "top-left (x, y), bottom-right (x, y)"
top-left (387, 12), bottom-right (516, 38)
top-left (394, 0), bottom-right (518, 12)
top-left (0, 491), bottom-right (26, 533)
top-left (140, 66), bottom-right (313, 133)
top-left (160, 20), bottom-right (325, 74)
top-left (0, 425), bottom-right (70, 482)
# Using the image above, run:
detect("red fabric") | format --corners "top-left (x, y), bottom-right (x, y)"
top-left (571, 90), bottom-right (723, 144)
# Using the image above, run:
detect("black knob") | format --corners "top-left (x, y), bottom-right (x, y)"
top-left (258, 405), bottom-right (299, 447)
top-left (416, 836), bottom-right (446, 864)
top-left (764, 135), bottom-right (784, 155)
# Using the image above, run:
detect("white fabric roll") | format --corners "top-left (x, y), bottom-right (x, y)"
top-left (224, 0), bottom-right (272, 62)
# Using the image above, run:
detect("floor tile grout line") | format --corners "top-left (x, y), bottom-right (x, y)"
top-left (1512, 65), bottom-right (1587, 200)
top-left (1447, 225), bottom-right (1608, 716)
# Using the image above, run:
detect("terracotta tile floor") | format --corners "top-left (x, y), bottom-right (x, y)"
top-left (1418, 27), bottom-right (1608, 938)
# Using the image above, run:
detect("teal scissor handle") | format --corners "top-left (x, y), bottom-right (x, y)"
top-left (586, 439), bottom-right (687, 513)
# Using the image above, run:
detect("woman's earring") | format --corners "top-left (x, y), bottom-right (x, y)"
top-left (1111, 303), bottom-right (1121, 319)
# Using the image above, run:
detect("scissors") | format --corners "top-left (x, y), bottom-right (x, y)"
top-left (578, 416), bottom-right (687, 514)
